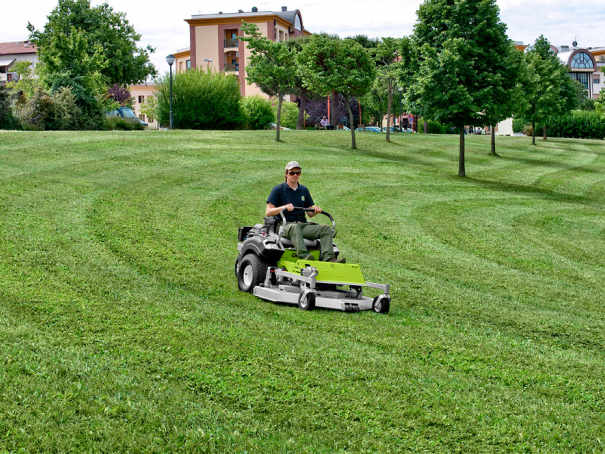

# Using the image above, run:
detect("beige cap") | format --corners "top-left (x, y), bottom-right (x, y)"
top-left (285, 161), bottom-right (301, 170)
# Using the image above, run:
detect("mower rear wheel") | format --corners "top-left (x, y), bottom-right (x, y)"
top-left (238, 254), bottom-right (267, 293)
top-left (372, 295), bottom-right (390, 314)
top-left (298, 289), bottom-right (316, 311)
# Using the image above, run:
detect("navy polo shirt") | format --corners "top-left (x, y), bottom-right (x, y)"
top-left (267, 182), bottom-right (314, 222)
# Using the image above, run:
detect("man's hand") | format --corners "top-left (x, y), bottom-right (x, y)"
top-left (285, 203), bottom-right (294, 211)
top-left (307, 205), bottom-right (321, 217)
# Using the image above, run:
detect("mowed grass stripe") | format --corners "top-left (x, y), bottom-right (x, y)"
top-left (1, 130), bottom-right (604, 452)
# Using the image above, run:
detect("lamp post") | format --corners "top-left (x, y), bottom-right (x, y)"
top-left (204, 58), bottom-right (212, 70)
top-left (398, 87), bottom-right (403, 132)
top-left (166, 54), bottom-right (176, 130)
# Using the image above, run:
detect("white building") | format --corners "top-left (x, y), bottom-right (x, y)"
top-left (0, 40), bottom-right (38, 86)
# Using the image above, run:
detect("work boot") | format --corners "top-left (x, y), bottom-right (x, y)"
top-left (327, 257), bottom-right (346, 264)
top-left (301, 254), bottom-right (315, 261)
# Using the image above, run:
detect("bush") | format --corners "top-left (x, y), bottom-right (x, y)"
top-left (417, 118), bottom-right (446, 134)
top-left (274, 101), bottom-right (301, 129)
top-left (156, 68), bottom-right (244, 129)
top-left (0, 85), bottom-right (20, 130)
top-left (545, 111), bottom-right (605, 140)
top-left (104, 116), bottom-right (145, 131)
top-left (512, 117), bottom-right (526, 133)
top-left (241, 95), bottom-right (274, 130)
top-left (13, 86), bottom-right (87, 131)
top-left (523, 124), bottom-right (533, 136)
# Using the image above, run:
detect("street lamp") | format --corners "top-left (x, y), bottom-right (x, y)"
top-left (398, 87), bottom-right (403, 132)
top-left (204, 58), bottom-right (212, 70)
top-left (166, 54), bottom-right (176, 130)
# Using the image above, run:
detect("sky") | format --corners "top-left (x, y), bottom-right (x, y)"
top-left (2, 0), bottom-right (604, 78)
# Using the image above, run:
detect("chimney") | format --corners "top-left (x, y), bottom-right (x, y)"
top-left (218, 11), bottom-right (223, 14)
top-left (238, 9), bottom-right (244, 13)
top-left (282, 6), bottom-right (287, 11)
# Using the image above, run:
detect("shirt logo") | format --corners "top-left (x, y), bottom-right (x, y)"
top-left (301, 196), bottom-right (305, 202)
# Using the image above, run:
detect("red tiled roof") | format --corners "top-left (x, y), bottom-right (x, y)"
top-left (0, 41), bottom-right (38, 55)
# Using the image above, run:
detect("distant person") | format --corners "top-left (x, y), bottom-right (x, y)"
top-left (320, 116), bottom-right (330, 130)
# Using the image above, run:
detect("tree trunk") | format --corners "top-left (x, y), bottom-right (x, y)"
top-left (296, 89), bottom-right (307, 130)
top-left (459, 124), bottom-right (466, 177)
top-left (490, 124), bottom-right (499, 156)
top-left (275, 93), bottom-right (283, 142)
top-left (531, 121), bottom-right (536, 146)
top-left (331, 90), bottom-right (338, 130)
top-left (424, 119), bottom-right (428, 134)
top-left (543, 124), bottom-right (547, 141)
top-left (345, 96), bottom-right (356, 149)
top-left (386, 81), bottom-right (393, 142)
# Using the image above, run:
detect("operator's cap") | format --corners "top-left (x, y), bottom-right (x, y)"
top-left (285, 161), bottom-right (301, 170)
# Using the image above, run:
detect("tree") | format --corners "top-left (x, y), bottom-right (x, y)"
top-left (517, 36), bottom-right (582, 145)
top-left (482, 42), bottom-right (523, 156)
top-left (36, 25), bottom-right (107, 126)
top-left (28, 0), bottom-right (156, 86)
top-left (410, 0), bottom-right (516, 176)
top-left (240, 21), bottom-right (297, 141)
top-left (376, 38), bottom-right (402, 142)
top-left (297, 36), bottom-right (376, 149)
top-left (140, 94), bottom-right (158, 127)
top-left (107, 84), bottom-right (134, 108)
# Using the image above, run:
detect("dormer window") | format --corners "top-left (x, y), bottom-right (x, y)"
top-left (571, 52), bottom-right (594, 69)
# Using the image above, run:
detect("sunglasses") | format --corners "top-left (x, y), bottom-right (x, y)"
top-left (288, 171), bottom-right (301, 175)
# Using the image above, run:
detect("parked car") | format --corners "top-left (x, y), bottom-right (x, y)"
top-left (108, 106), bottom-right (148, 126)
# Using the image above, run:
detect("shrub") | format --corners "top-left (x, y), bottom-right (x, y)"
top-left (545, 111), bottom-right (605, 140)
top-left (417, 118), bottom-right (446, 134)
top-left (104, 116), bottom-right (145, 131)
top-left (523, 124), bottom-right (533, 136)
top-left (15, 87), bottom-right (56, 130)
top-left (52, 87), bottom-right (82, 130)
top-left (156, 68), bottom-right (244, 129)
top-left (241, 95), bottom-right (274, 130)
top-left (512, 117), bottom-right (526, 133)
top-left (0, 85), bottom-right (20, 130)
top-left (274, 101), bottom-right (301, 129)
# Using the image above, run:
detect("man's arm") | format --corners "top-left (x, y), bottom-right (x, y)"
top-left (266, 202), bottom-right (294, 217)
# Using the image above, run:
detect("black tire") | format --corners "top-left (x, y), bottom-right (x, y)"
top-left (235, 257), bottom-right (240, 277)
top-left (298, 290), bottom-right (316, 311)
top-left (372, 295), bottom-right (390, 314)
top-left (237, 254), bottom-right (267, 293)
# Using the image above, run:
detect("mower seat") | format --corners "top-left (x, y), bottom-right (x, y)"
top-left (279, 238), bottom-right (320, 250)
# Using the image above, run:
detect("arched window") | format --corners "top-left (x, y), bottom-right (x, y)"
top-left (571, 52), bottom-right (594, 69)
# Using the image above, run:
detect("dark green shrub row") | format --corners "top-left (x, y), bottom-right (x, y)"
top-left (240, 95), bottom-right (274, 130)
top-left (545, 111), bottom-right (605, 140)
top-left (417, 118), bottom-right (447, 134)
top-left (513, 117), bottom-right (525, 133)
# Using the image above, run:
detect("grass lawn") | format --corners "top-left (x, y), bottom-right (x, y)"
top-left (1, 129), bottom-right (604, 452)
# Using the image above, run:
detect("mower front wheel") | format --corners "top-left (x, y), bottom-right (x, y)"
top-left (372, 295), bottom-right (390, 314)
top-left (298, 289), bottom-right (316, 311)
top-left (237, 254), bottom-right (267, 293)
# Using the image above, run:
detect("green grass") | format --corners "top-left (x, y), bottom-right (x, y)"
top-left (1, 129), bottom-right (604, 452)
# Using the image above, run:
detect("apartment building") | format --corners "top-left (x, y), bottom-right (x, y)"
top-left (173, 7), bottom-right (310, 97)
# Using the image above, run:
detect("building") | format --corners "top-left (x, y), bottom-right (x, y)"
top-left (174, 7), bottom-right (311, 97)
top-left (0, 40), bottom-right (38, 86)
top-left (514, 41), bottom-right (604, 100)
top-left (129, 82), bottom-right (159, 129)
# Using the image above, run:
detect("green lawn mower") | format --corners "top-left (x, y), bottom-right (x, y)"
top-left (235, 207), bottom-right (391, 313)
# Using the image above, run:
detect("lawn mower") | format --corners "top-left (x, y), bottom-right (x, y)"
top-left (235, 207), bottom-right (391, 314)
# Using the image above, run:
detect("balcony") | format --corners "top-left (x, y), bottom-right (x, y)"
top-left (224, 39), bottom-right (238, 48)
top-left (224, 63), bottom-right (239, 72)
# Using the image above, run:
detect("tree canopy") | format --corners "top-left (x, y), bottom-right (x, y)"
top-left (240, 21), bottom-right (297, 141)
top-left (297, 36), bottom-right (376, 149)
top-left (410, 0), bottom-right (516, 176)
top-left (28, 0), bottom-right (156, 86)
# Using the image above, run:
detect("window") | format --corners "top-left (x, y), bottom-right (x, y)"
top-left (570, 72), bottom-right (590, 90)
top-left (7, 73), bottom-right (12, 81)
top-left (139, 114), bottom-right (146, 121)
top-left (0, 67), bottom-right (5, 74)
top-left (138, 95), bottom-right (145, 103)
top-left (179, 61), bottom-right (183, 71)
top-left (571, 52), bottom-right (594, 69)
top-left (186, 60), bottom-right (191, 70)
top-left (594, 75), bottom-right (601, 85)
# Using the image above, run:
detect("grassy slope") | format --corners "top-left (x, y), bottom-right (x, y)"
top-left (1, 130), bottom-right (604, 452)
